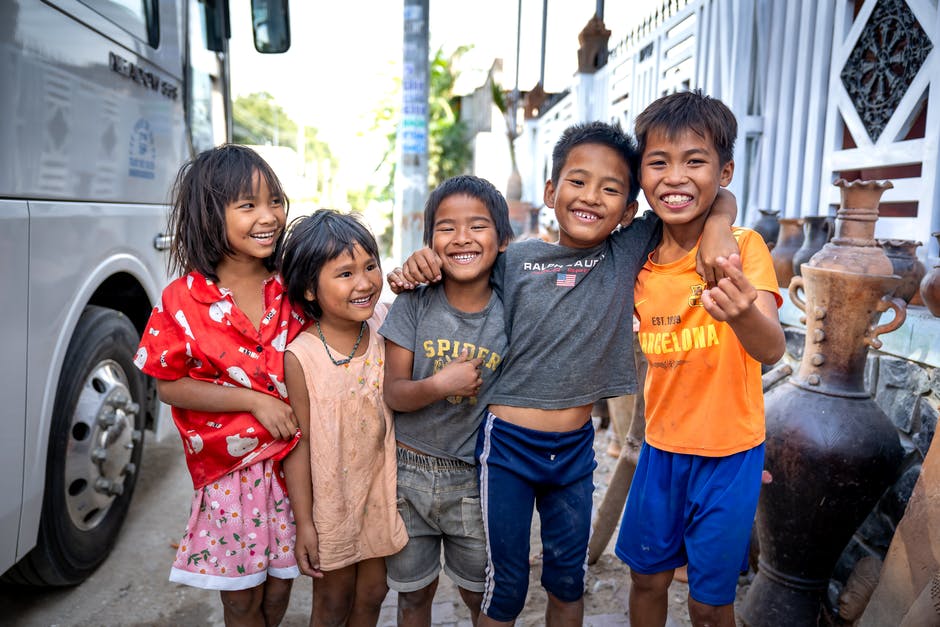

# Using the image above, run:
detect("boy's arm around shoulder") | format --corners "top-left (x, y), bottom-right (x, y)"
top-left (282, 350), bottom-right (323, 578)
top-left (384, 340), bottom-right (483, 412)
top-left (698, 188), bottom-right (740, 286)
top-left (702, 253), bottom-right (785, 365)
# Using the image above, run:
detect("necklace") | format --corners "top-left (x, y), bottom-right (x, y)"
top-left (316, 320), bottom-right (366, 366)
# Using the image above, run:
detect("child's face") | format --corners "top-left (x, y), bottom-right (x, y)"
top-left (223, 171), bottom-right (285, 264)
top-left (306, 243), bottom-right (382, 326)
top-left (639, 127), bottom-right (734, 232)
top-left (431, 194), bottom-right (506, 286)
top-left (544, 143), bottom-right (637, 249)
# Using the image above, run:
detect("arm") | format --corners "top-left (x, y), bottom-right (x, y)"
top-left (282, 352), bottom-right (323, 578)
top-left (702, 254), bottom-right (786, 364)
top-left (155, 378), bottom-right (298, 440)
top-left (697, 188), bottom-right (740, 287)
top-left (386, 248), bottom-right (443, 293)
top-left (383, 341), bottom-right (483, 412)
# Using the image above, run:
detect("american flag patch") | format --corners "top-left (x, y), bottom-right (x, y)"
top-left (556, 272), bottom-right (576, 287)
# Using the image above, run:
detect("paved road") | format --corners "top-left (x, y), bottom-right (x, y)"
top-left (2, 427), bottom-right (698, 626)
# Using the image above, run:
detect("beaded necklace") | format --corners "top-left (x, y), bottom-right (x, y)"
top-left (316, 320), bottom-right (366, 366)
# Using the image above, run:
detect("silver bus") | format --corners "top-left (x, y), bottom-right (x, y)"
top-left (0, 0), bottom-right (290, 585)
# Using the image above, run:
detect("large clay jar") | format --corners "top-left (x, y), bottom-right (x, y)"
top-left (792, 216), bottom-right (833, 277)
top-left (921, 232), bottom-right (940, 316)
top-left (771, 218), bottom-right (803, 288)
top-left (751, 208), bottom-right (781, 249)
top-left (878, 239), bottom-right (925, 304)
top-left (808, 179), bottom-right (894, 275)
top-left (740, 265), bottom-right (906, 626)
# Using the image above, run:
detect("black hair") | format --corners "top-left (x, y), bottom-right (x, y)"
top-left (280, 209), bottom-right (381, 320)
top-left (167, 143), bottom-right (289, 281)
top-left (635, 90), bottom-right (738, 165)
top-left (422, 175), bottom-right (514, 246)
top-left (550, 121), bottom-right (641, 205)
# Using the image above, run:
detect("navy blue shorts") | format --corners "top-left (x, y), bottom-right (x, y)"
top-left (475, 411), bottom-right (597, 621)
top-left (615, 442), bottom-right (764, 606)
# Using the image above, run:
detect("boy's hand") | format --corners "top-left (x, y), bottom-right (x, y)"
top-left (701, 254), bottom-right (757, 322)
top-left (294, 525), bottom-right (324, 579)
top-left (435, 348), bottom-right (484, 397)
top-left (403, 248), bottom-right (443, 285)
top-left (386, 267), bottom-right (408, 294)
top-left (249, 394), bottom-right (299, 440)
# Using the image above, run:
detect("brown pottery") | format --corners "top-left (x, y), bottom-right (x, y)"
top-left (771, 218), bottom-right (803, 288)
top-left (920, 232), bottom-right (940, 316)
top-left (878, 239), bottom-right (925, 304)
top-left (792, 216), bottom-right (833, 277)
top-left (750, 208), bottom-right (780, 249)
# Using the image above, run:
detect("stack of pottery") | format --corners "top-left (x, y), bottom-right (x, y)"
top-left (741, 179), bottom-right (906, 626)
top-left (792, 215), bottom-right (833, 277)
top-left (921, 232), bottom-right (940, 316)
top-left (878, 239), bottom-right (925, 305)
top-left (751, 208), bottom-right (781, 250)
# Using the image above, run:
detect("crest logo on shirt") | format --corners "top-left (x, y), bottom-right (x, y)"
top-left (689, 284), bottom-right (705, 308)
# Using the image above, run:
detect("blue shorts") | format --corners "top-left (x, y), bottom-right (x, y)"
top-left (615, 442), bottom-right (764, 606)
top-left (476, 411), bottom-right (597, 622)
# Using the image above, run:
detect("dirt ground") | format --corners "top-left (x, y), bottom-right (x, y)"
top-left (1, 421), bottom-right (749, 626)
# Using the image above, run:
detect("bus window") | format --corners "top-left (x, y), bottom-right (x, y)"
top-left (187, 0), bottom-right (227, 152)
top-left (78, 0), bottom-right (159, 47)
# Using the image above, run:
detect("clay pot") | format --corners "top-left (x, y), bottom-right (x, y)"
top-left (771, 218), bottom-right (803, 288)
top-left (920, 232), bottom-right (940, 316)
top-left (878, 239), bottom-right (925, 304)
top-left (808, 179), bottom-right (894, 276)
top-left (750, 209), bottom-right (781, 249)
top-left (740, 265), bottom-right (906, 626)
top-left (792, 216), bottom-right (833, 277)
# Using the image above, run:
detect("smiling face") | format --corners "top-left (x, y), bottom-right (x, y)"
top-left (223, 170), bottom-right (286, 264)
top-left (544, 143), bottom-right (637, 249)
top-left (431, 194), bottom-right (505, 288)
top-left (640, 127), bottom-right (734, 238)
top-left (307, 243), bottom-right (382, 328)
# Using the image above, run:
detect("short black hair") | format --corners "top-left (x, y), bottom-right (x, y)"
top-left (423, 175), bottom-right (514, 246)
top-left (550, 121), bottom-right (640, 205)
top-left (167, 143), bottom-right (289, 281)
top-left (280, 209), bottom-right (381, 320)
top-left (635, 90), bottom-right (738, 165)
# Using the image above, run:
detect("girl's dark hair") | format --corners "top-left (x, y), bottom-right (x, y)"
top-left (280, 209), bottom-right (381, 320)
top-left (551, 121), bottom-right (641, 205)
top-left (167, 144), bottom-right (289, 280)
top-left (422, 175), bottom-right (515, 246)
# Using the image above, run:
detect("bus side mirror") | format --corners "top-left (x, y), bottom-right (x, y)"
top-left (251, 0), bottom-right (291, 53)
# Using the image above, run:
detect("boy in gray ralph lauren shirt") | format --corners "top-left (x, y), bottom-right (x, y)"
top-left (380, 175), bottom-right (513, 625)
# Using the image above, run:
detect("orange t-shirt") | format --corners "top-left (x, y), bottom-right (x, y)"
top-left (635, 228), bottom-right (782, 456)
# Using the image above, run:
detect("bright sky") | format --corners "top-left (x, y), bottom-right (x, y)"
top-left (229, 0), bottom-right (659, 187)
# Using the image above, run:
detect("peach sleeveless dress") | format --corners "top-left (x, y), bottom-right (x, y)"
top-left (286, 308), bottom-right (407, 570)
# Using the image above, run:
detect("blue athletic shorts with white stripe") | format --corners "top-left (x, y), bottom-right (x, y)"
top-left (615, 442), bottom-right (764, 606)
top-left (476, 411), bottom-right (597, 621)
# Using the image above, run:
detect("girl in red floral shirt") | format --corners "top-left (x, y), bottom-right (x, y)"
top-left (136, 144), bottom-right (307, 626)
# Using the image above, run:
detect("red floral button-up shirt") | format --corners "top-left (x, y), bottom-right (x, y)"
top-left (136, 271), bottom-right (307, 489)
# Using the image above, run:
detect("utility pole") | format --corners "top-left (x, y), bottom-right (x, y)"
top-left (394, 0), bottom-right (430, 262)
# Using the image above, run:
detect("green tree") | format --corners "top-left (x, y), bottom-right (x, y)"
top-left (233, 91), bottom-right (297, 149)
top-left (427, 45), bottom-right (472, 187)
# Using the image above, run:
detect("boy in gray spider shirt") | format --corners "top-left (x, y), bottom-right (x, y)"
top-left (380, 175), bottom-right (514, 626)
top-left (391, 121), bottom-right (738, 625)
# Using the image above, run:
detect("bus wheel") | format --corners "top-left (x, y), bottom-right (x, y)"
top-left (7, 306), bottom-right (146, 586)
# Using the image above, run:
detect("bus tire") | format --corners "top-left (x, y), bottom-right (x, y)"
top-left (5, 306), bottom-right (146, 586)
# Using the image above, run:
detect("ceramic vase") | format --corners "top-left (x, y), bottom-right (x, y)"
top-left (771, 218), bottom-right (803, 288)
top-left (792, 216), bottom-right (833, 277)
top-left (878, 239), bottom-right (925, 304)
top-left (751, 209), bottom-right (781, 250)
top-left (920, 232), bottom-right (940, 317)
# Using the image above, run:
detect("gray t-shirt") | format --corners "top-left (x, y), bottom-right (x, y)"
top-left (490, 212), bottom-right (661, 410)
top-left (379, 284), bottom-right (507, 463)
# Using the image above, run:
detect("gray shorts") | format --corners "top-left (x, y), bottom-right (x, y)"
top-left (386, 447), bottom-right (487, 593)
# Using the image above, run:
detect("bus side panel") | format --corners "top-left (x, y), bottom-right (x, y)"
top-left (19, 201), bottom-right (168, 560)
top-left (0, 201), bottom-right (29, 573)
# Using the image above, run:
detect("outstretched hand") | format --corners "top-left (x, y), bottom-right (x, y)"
top-left (386, 248), bottom-right (444, 293)
top-left (701, 254), bottom-right (758, 322)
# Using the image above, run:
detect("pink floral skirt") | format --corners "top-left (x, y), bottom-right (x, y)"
top-left (169, 458), bottom-right (299, 590)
